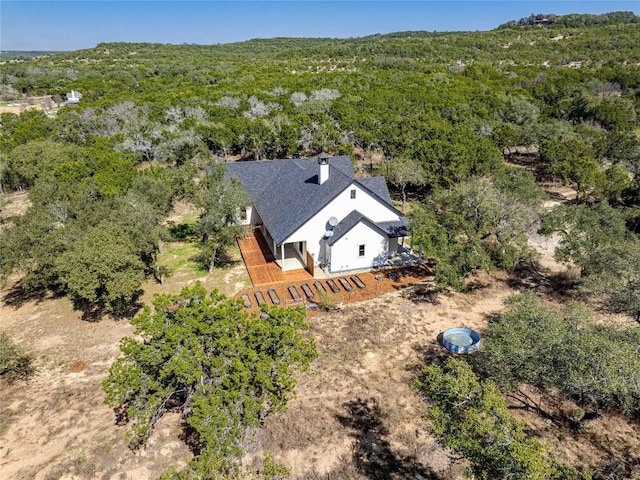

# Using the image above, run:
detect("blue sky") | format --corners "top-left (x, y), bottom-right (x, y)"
top-left (1, 1), bottom-right (638, 51)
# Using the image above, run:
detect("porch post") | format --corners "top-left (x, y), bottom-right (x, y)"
top-left (281, 243), bottom-right (285, 269)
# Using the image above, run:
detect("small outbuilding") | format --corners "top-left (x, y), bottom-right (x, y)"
top-left (65, 90), bottom-right (82, 105)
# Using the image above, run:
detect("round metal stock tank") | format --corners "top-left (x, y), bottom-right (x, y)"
top-left (441, 327), bottom-right (481, 354)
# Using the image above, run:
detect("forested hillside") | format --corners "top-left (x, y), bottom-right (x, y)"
top-left (2, 10), bottom-right (639, 307)
top-left (1, 10), bottom-right (639, 479)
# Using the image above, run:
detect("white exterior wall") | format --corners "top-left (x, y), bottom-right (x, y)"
top-left (282, 182), bottom-right (401, 266)
top-left (329, 222), bottom-right (388, 272)
top-left (249, 205), bottom-right (261, 225)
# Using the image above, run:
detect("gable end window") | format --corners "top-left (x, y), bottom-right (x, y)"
top-left (358, 244), bottom-right (365, 257)
top-left (350, 189), bottom-right (356, 199)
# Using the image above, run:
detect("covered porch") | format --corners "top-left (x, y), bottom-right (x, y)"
top-left (260, 227), bottom-right (312, 274)
top-left (275, 243), bottom-right (307, 272)
top-left (237, 229), bottom-right (312, 286)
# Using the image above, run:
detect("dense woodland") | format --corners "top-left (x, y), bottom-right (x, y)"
top-left (1, 11), bottom-right (640, 479)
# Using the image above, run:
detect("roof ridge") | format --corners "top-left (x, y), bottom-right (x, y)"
top-left (327, 209), bottom-right (389, 246)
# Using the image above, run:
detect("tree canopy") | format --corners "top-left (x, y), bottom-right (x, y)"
top-left (416, 358), bottom-right (570, 479)
top-left (103, 283), bottom-right (317, 475)
top-left (540, 202), bottom-right (640, 321)
top-left (409, 175), bottom-right (540, 289)
top-left (474, 292), bottom-right (640, 418)
top-left (196, 163), bottom-right (249, 271)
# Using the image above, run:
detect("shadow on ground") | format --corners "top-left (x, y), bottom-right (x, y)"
top-left (334, 397), bottom-right (439, 479)
top-left (409, 334), bottom-right (451, 374)
top-left (506, 262), bottom-right (580, 301)
top-left (2, 282), bottom-right (65, 309)
top-left (74, 298), bottom-right (143, 322)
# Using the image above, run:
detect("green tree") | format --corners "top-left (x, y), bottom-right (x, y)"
top-left (0, 152), bottom-right (8, 194)
top-left (380, 156), bottom-right (426, 212)
top-left (539, 138), bottom-right (602, 199)
top-left (129, 167), bottom-right (175, 214)
top-left (0, 206), bottom-right (71, 288)
top-left (539, 202), bottom-right (628, 270)
top-left (416, 358), bottom-right (559, 480)
top-left (499, 95), bottom-right (540, 127)
top-left (592, 96), bottom-right (636, 131)
top-left (197, 163), bottom-right (249, 271)
top-left (88, 146), bottom-right (137, 197)
top-left (0, 110), bottom-right (53, 150)
top-left (605, 130), bottom-right (640, 178)
top-left (540, 203), bottom-right (640, 321)
top-left (103, 283), bottom-right (317, 474)
top-left (474, 293), bottom-right (640, 418)
top-left (411, 125), bottom-right (504, 188)
top-left (55, 222), bottom-right (145, 314)
top-left (410, 177), bottom-right (535, 289)
top-left (602, 164), bottom-right (632, 204)
top-left (493, 167), bottom-right (547, 206)
top-left (582, 240), bottom-right (640, 322)
top-left (491, 123), bottom-right (522, 156)
top-left (5, 140), bottom-right (80, 190)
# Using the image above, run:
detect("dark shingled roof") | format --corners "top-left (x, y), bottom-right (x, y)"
top-left (327, 210), bottom-right (381, 246)
top-left (358, 177), bottom-right (393, 204)
top-left (377, 218), bottom-right (409, 237)
top-left (226, 155), bottom-right (404, 245)
top-left (327, 210), bottom-right (408, 246)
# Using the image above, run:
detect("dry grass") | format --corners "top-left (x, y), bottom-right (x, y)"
top-left (0, 191), bottom-right (31, 232)
top-left (251, 274), bottom-right (516, 478)
top-left (250, 271), bottom-right (640, 479)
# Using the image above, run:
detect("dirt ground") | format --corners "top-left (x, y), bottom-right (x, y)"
top-left (0, 96), bottom-right (60, 116)
top-left (251, 272), bottom-right (640, 478)
top-left (251, 273), bottom-right (516, 478)
top-left (1, 190), bottom-right (639, 479)
top-left (1, 268), bottom-right (507, 479)
top-left (0, 192), bottom-right (31, 225)
top-left (3, 271), bottom-right (638, 479)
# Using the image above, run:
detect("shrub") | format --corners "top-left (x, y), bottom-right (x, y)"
top-left (0, 332), bottom-right (34, 383)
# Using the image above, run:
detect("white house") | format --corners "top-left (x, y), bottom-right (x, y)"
top-left (226, 153), bottom-right (407, 275)
top-left (65, 90), bottom-right (82, 105)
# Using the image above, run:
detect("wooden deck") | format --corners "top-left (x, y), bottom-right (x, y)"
top-left (237, 231), bottom-right (435, 313)
top-left (235, 265), bottom-right (434, 313)
top-left (238, 230), bottom-right (312, 286)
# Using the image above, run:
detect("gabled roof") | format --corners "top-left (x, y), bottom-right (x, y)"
top-left (359, 177), bottom-right (393, 204)
top-left (327, 210), bottom-right (408, 246)
top-left (326, 210), bottom-right (385, 246)
top-left (225, 155), bottom-right (404, 245)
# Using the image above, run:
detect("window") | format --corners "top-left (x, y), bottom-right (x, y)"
top-left (358, 244), bottom-right (365, 257)
top-left (350, 189), bottom-right (356, 199)
top-left (239, 208), bottom-right (248, 221)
